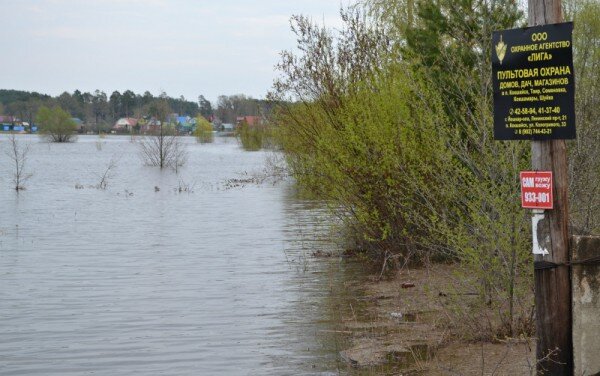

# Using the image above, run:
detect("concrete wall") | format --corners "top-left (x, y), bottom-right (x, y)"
top-left (572, 235), bottom-right (600, 376)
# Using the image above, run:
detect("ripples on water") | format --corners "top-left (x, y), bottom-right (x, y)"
top-left (0, 135), bottom-right (359, 375)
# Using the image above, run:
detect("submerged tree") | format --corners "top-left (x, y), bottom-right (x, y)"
top-left (138, 99), bottom-right (187, 171)
top-left (139, 126), bottom-right (187, 171)
top-left (36, 105), bottom-right (77, 142)
top-left (236, 120), bottom-right (268, 151)
top-left (95, 156), bottom-right (119, 190)
top-left (5, 133), bottom-right (32, 191)
top-left (194, 116), bottom-right (214, 143)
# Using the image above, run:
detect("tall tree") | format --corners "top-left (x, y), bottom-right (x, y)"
top-left (121, 90), bottom-right (136, 118)
top-left (142, 91), bottom-right (154, 106)
top-left (72, 89), bottom-right (84, 106)
top-left (57, 92), bottom-right (84, 118)
top-left (81, 91), bottom-right (93, 105)
top-left (91, 90), bottom-right (108, 133)
top-left (198, 95), bottom-right (213, 118)
top-left (216, 94), bottom-right (268, 123)
top-left (403, 0), bottom-right (522, 127)
top-left (109, 91), bottom-right (122, 119)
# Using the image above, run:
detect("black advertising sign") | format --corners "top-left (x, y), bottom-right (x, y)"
top-left (492, 22), bottom-right (575, 140)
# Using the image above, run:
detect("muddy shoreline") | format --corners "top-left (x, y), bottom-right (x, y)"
top-left (330, 262), bottom-right (536, 375)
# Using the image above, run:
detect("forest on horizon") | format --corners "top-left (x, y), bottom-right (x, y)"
top-left (0, 88), bottom-right (272, 130)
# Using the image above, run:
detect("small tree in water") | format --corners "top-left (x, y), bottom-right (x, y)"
top-left (138, 98), bottom-right (187, 171)
top-left (5, 133), bottom-right (32, 191)
top-left (194, 116), bottom-right (214, 143)
top-left (237, 120), bottom-right (265, 151)
top-left (36, 106), bottom-right (77, 142)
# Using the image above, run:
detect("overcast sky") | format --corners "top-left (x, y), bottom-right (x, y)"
top-left (1, 0), bottom-right (346, 104)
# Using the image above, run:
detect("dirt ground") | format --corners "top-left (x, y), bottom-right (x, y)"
top-left (336, 263), bottom-right (536, 375)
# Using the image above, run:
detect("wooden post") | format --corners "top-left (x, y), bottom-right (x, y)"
top-left (529, 0), bottom-right (573, 374)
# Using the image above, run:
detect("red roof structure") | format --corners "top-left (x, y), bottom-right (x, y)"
top-left (237, 115), bottom-right (262, 126)
top-left (113, 117), bottom-right (139, 130)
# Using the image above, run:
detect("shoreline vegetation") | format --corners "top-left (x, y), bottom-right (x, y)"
top-left (269, 0), bottom-right (600, 371)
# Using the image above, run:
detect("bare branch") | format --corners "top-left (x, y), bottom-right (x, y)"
top-left (5, 133), bottom-right (32, 191)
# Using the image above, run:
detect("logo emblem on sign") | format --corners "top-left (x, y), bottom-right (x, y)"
top-left (495, 35), bottom-right (507, 64)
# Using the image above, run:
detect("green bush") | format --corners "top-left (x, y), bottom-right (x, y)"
top-left (194, 116), bottom-right (214, 143)
top-left (273, 0), bottom-right (600, 340)
top-left (36, 106), bottom-right (77, 142)
top-left (275, 64), bottom-right (452, 259)
top-left (237, 120), bottom-right (268, 151)
top-left (271, 3), bottom-right (534, 339)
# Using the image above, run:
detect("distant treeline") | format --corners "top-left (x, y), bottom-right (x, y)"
top-left (0, 89), bottom-right (272, 129)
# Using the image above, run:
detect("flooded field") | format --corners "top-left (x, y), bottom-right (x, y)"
top-left (0, 135), bottom-right (360, 375)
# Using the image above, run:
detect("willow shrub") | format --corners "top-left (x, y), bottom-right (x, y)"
top-left (275, 65), bottom-right (533, 338)
top-left (275, 64), bottom-right (453, 263)
top-left (237, 120), bottom-right (272, 151)
top-left (194, 116), bottom-right (214, 144)
top-left (36, 105), bottom-right (77, 143)
top-left (272, 5), bottom-right (534, 339)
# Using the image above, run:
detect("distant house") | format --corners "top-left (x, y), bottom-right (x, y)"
top-left (71, 118), bottom-right (84, 132)
top-left (167, 113), bottom-right (178, 123)
top-left (1, 115), bottom-right (13, 131)
top-left (236, 115), bottom-right (263, 127)
top-left (0, 115), bottom-right (29, 132)
top-left (16, 122), bottom-right (31, 132)
top-left (0, 115), bottom-right (14, 124)
top-left (139, 117), bottom-right (161, 134)
top-left (221, 123), bottom-right (235, 132)
top-left (175, 115), bottom-right (197, 134)
top-left (113, 117), bottom-right (138, 132)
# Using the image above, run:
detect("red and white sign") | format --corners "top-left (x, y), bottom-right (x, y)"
top-left (520, 171), bottom-right (553, 209)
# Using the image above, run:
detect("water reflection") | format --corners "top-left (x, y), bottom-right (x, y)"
top-left (0, 135), bottom-right (367, 375)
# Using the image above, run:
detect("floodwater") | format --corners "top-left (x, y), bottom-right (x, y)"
top-left (0, 135), bottom-right (359, 375)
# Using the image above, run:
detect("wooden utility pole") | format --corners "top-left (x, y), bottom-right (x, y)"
top-left (528, 0), bottom-right (573, 374)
